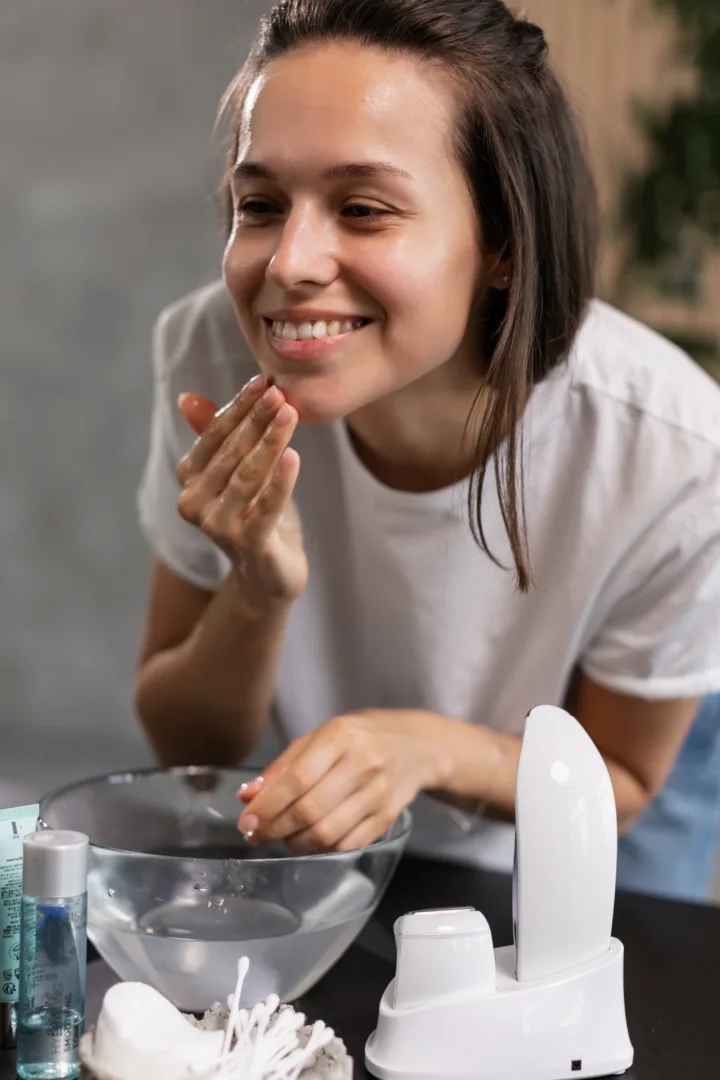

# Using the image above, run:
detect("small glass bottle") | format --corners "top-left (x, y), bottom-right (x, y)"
top-left (16, 831), bottom-right (88, 1080)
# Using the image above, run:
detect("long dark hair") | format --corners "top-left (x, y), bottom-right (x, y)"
top-left (217, 0), bottom-right (598, 590)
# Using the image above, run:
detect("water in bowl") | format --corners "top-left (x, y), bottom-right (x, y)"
top-left (88, 865), bottom-right (377, 1013)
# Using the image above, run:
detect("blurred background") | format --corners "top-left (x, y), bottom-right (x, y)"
top-left (1, 1), bottom-right (718, 889)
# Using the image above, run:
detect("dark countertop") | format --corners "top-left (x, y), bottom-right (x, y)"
top-left (3, 855), bottom-right (719, 1079)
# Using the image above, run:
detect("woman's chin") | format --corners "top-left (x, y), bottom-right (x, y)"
top-left (276, 382), bottom-right (350, 426)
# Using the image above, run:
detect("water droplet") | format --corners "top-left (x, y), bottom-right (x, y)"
top-left (107, 888), bottom-right (115, 897)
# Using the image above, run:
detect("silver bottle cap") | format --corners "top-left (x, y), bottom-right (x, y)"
top-left (22, 830), bottom-right (89, 898)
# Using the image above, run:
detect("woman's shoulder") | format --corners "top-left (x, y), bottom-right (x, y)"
top-left (569, 300), bottom-right (720, 453)
top-left (152, 279), bottom-right (257, 390)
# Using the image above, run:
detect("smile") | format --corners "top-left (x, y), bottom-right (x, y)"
top-left (262, 316), bottom-right (373, 361)
top-left (267, 317), bottom-right (371, 341)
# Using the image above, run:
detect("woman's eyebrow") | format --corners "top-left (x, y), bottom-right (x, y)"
top-left (232, 160), bottom-right (414, 182)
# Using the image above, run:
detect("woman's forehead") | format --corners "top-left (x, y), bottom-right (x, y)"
top-left (238, 41), bottom-right (456, 168)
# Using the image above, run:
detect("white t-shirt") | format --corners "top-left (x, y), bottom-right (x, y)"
top-left (138, 280), bottom-right (720, 871)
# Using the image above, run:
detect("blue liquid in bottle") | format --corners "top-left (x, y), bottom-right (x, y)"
top-left (17, 832), bottom-right (88, 1080)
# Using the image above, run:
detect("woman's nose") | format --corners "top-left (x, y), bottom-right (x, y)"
top-left (266, 207), bottom-right (338, 290)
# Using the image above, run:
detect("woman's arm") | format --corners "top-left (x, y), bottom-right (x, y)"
top-left (426, 673), bottom-right (700, 830)
top-left (236, 674), bottom-right (701, 849)
top-left (136, 376), bottom-right (308, 767)
top-left (135, 559), bottom-right (290, 766)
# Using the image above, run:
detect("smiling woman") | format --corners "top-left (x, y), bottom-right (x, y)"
top-left (221, 41), bottom-right (490, 438)
top-left (134, 0), bottom-right (720, 900)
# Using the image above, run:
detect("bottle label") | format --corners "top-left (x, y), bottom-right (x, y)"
top-left (0, 805), bottom-right (39, 1003)
top-left (20, 893), bottom-right (86, 1059)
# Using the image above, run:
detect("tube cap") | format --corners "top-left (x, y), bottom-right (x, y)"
top-left (23, 830), bottom-right (89, 898)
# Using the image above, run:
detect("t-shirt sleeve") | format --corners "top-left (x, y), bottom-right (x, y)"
top-left (136, 301), bottom-right (228, 593)
top-left (581, 461), bottom-right (720, 700)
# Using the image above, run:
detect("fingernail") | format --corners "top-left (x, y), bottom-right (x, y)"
top-left (272, 404), bottom-right (293, 427)
top-left (237, 776), bottom-right (264, 794)
top-left (255, 388), bottom-right (280, 416)
top-left (239, 814), bottom-right (260, 837)
top-left (259, 386), bottom-right (282, 414)
top-left (246, 373), bottom-right (269, 393)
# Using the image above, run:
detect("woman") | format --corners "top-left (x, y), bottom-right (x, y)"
top-left (135, 0), bottom-right (720, 892)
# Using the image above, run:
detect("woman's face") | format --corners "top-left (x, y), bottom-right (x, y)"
top-left (223, 41), bottom-right (502, 424)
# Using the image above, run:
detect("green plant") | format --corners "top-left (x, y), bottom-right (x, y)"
top-left (619, 0), bottom-right (720, 366)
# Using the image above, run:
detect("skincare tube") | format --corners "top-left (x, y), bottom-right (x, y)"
top-left (0, 803), bottom-right (39, 1047)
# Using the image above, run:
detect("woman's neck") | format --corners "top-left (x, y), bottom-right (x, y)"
top-left (346, 366), bottom-right (488, 493)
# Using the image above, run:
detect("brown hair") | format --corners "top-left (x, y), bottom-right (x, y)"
top-left (217, 0), bottom-right (598, 590)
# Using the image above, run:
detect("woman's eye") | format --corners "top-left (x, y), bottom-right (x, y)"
top-left (234, 199), bottom-right (390, 223)
top-left (342, 204), bottom-right (390, 221)
top-left (236, 199), bottom-right (281, 220)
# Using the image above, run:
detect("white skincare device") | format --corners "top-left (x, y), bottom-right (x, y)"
top-left (365, 705), bottom-right (633, 1080)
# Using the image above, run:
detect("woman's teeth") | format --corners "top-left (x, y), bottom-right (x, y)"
top-left (270, 318), bottom-right (366, 341)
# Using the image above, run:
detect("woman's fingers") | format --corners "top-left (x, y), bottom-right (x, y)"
top-left (332, 813), bottom-right (398, 854)
top-left (240, 449), bottom-right (301, 548)
top-left (195, 409), bottom-right (298, 544)
top-left (174, 371), bottom-right (308, 607)
top-left (284, 775), bottom-right (391, 854)
top-left (252, 759), bottom-right (376, 844)
top-left (237, 733), bottom-right (346, 839)
top-left (237, 776), bottom-right (265, 804)
top-left (176, 374), bottom-right (269, 485)
top-left (236, 737), bottom-right (309, 829)
top-left (178, 393), bottom-right (219, 436)
top-left (199, 387), bottom-right (286, 498)
top-left (223, 406), bottom-right (298, 510)
top-left (177, 396), bottom-right (297, 537)
top-left (236, 733), bottom-right (309, 807)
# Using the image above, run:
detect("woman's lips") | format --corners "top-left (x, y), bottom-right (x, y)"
top-left (263, 318), bottom-right (372, 361)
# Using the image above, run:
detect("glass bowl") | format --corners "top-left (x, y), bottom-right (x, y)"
top-left (41, 766), bottom-right (410, 1012)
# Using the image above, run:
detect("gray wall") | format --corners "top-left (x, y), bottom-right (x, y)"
top-left (1, 1), bottom-right (268, 794)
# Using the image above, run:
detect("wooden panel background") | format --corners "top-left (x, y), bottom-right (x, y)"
top-left (521, 0), bottom-right (719, 346)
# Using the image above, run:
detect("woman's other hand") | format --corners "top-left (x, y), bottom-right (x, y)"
top-left (236, 709), bottom-right (453, 852)
top-left (176, 376), bottom-right (308, 613)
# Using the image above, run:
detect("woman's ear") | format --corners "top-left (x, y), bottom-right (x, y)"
top-left (488, 252), bottom-right (512, 290)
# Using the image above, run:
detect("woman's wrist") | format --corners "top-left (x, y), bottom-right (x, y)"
top-left (225, 570), bottom-right (297, 623)
top-left (420, 714), bottom-right (521, 816)
top-left (407, 710), bottom-right (458, 790)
